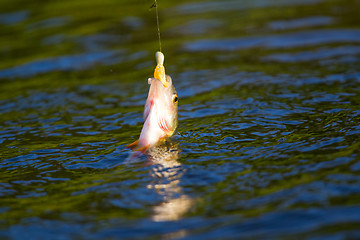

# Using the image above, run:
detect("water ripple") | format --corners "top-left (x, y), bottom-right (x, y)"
top-left (174, 0), bottom-right (323, 14)
top-left (0, 10), bottom-right (29, 25)
top-left (268, 16), bottom-right (334, 30)
top-left (0, 50), bottom-right (124, 79)
top-left (184, 29), bottom-right (360, 51)
top-left (1, 0), bottom-right (360, 239)
top-left (263, 45), bottom-right (360, 62)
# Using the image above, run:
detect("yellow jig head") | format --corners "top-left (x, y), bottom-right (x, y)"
top-left (154, 51), bottom-right (168, 88)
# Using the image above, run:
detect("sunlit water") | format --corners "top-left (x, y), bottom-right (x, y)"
top-left (1, 0), bottom-right (360, 239)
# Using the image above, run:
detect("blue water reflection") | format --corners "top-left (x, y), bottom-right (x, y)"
top-left (0, 50), bottom-right (124, 79)
top-left (185, 29), bottom-right (360, 51)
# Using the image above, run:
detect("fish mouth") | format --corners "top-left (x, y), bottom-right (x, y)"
top-left (154, 65), bottom-right (168, 88)
top-left (159, 78), bottom-right (169, 88)
top-left (147, 77), bottom-right (169, 92)
top-left (154, 51), bottom-right (169, 88)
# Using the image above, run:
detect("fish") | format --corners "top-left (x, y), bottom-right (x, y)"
top-left (128, 51), bottom-right (178, 152)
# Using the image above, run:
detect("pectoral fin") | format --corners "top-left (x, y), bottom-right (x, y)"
top-left (126, 140), bottom-right (150, 153)
top-left (126, 140), bottom-right (139, 149)
top-left (135, 144), bottom-right (150, 153)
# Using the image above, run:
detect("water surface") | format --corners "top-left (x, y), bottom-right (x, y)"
top-left (1, 0), bottom-right (360, 239)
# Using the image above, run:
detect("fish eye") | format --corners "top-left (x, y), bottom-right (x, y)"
top-left (173, 94), bottom-right (178, 103)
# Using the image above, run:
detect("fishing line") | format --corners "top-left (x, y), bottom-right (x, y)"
top-left (151, 0), bottom-right (162, 52)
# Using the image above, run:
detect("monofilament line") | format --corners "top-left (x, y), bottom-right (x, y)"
top-left (154, 0), bottom-right (162, 52)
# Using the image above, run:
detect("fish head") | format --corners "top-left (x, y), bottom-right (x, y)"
top-left (137, 74), bottom-right (178, 149)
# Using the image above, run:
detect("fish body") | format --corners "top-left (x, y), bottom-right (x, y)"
top-left (128, 52), bottom-right (178, 152)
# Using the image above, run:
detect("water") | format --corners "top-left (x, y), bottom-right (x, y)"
top-left (1, 0), bottom-right (360, 239)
